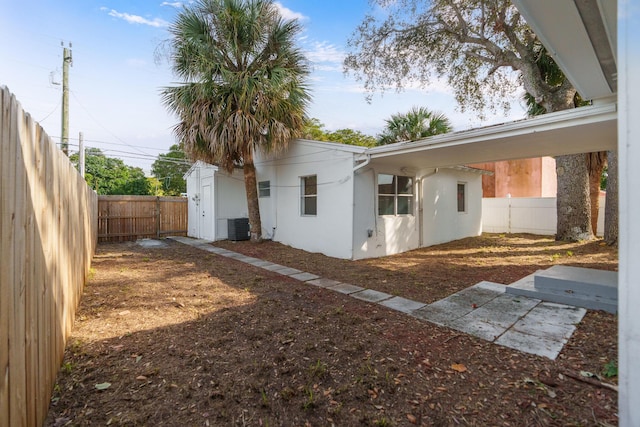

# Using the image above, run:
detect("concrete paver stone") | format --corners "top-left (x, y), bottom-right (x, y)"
top-left (525, 302), bottom-right (587, 326)
top-left (290, 272), bottom-right (320, 282)
top-left (379, 296), bottom-right (426, 314)
top-left (496, 329), bottom-right (565, 359)
top-left (260, 263), bottom-right (289, 272)
top-left (351, 289), bottom-right (393, 303)
top-left (246, 260), bottom-right (276, 267)
top-left (446, 318), bottom-right (507, 341)
top-left (328, 283), bottom-right (365, 294)
top-left (461, 294), bottom-right (540, 329)
top-left (510, 316), bottom-right (576, 342)
top-left (307, 278), bottom-right (342, 288)
top-left (274, 267), bottom-right (304, 276)
top-left (137, 239), bottom-right (168, 248)
top-left (219, 252), bottom-right (249, 260)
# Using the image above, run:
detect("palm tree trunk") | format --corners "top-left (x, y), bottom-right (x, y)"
top-left (556, 154), bottom-right (593, 241)
top-left (242, 148), bottom-right (262, 242)
top-left (604, 150), bottom-right (618, 246)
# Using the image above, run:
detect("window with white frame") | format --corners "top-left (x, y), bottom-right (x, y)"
top-left (258, 180), bottom-right (270, 198)
top-left (457, 182), bottom-right (467, 213)
top-left (378, 174), bottom-right (414, 216)
top-left (300, 175), bottom-right (317, 216)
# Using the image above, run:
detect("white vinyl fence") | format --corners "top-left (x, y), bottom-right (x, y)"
top-left (482, 196), bottom-right (605, 236)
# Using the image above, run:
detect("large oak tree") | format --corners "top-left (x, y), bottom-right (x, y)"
top-left (345, 0), bottom-right (595, 241)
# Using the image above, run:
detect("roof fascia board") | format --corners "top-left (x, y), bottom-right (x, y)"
top-left (366, 103), bottom-right (617, 159)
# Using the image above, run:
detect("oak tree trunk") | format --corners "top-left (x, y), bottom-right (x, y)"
top-left (604, 150), bottom-right (618, 246)
top-left (242, 148), bottom-right (262, 242)
top-left (555, 154), bottom-right (593, 241)
top-left (588, 152), bottom-right (607, 235)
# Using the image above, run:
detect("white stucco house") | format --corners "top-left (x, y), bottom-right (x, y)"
top-left (185, 139), bottom-right (487, 260)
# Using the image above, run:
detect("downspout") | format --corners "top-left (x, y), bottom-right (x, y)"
top-left (352, 154), bottom-right (372, 260)
top-left (417, 168), bottom-right (439, 247)
top-left (353, 154), bottom-right (371, 173)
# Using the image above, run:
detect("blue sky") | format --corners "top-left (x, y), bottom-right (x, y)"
top-left (1, 0), bottom-right (526, 172)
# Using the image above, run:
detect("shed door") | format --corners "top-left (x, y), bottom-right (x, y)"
top-left (200, 176), bottom-right (215, 240)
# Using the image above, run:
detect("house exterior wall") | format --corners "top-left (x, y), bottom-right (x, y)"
top-left (214, 169), bottom-right (248, 240)
top-left (352, 165), bottom-right (419, 260)
top-left (352, 166), bottom-right (483, 259)
top-left (255, 140), bottom-right (357, 259)
top-left (421, 169), bottom-right (483, 247)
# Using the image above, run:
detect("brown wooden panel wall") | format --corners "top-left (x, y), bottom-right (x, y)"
top-left (98, 196), bottom-right (187, 242)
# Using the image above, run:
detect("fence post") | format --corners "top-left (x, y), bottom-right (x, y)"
top-left (156, 197), bottom-right (161, 239)
top-left (507, 193), bottom-right (512, 234)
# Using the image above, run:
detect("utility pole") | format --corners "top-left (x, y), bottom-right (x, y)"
top-left (61, 42), bottom-right (72, 156)
top-left (79, 131), bottom-right (85, 178)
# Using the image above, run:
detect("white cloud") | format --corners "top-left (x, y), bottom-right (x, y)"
top-left (274, 2), bottom-right (308, 21)
top-left (104, 8), bottom-right (169, 28)
top-left (305, 41), bottom-right (345, 65)
top-left (160, 1), bottom-right (183, 7)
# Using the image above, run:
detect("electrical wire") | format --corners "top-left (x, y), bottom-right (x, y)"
top-left (38, 102), bottom-right (60, 123)
top-left (70, 90), bottom-right (155, 157)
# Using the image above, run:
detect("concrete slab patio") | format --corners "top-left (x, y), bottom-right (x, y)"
top-left (167, 236), bottom-right (588, 360)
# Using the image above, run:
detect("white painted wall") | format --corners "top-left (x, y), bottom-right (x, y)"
top-left (214, 169), bottom-right (248, 240)
top-left (255, 140), bottom-right (359, 259)
top-left (482, 196), bottom-right (606, 236)
top-left (352, 166), bottom-right (483, 259)
top-left (256, 161), bottom-right (277, 240)
top-left (353, 165), bottom-right (419, 259)
top-left (421, 169), bottom-right (483, 247)
top-left (618, 3), bottom-right (639, 423)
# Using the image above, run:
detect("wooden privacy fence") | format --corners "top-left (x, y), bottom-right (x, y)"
top-left (98, 195), bottom-right (188, 242)
top-left (0, 86), bottom-right (98, 426)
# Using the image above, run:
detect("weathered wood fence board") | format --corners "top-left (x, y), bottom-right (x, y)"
top-left (98, 196), bottom-right (187, 242)
top-left (0, 86), bottom-right (98, 426)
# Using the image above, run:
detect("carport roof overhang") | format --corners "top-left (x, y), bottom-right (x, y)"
top-left (362, 103), bottom-right (617, 171)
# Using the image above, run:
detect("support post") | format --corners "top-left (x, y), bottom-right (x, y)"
top-left (61, 44), bottom-right (72, 156)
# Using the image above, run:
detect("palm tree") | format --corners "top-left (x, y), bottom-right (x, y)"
top-left (162, 0), bottom-right (311, 242)
top-left (377, 107), bottom-right (452, 145)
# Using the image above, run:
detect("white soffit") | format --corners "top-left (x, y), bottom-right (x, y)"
top-left (512, 0), bottom-right (616, 100)
top-left (365, 104), bottom-right (617, 170)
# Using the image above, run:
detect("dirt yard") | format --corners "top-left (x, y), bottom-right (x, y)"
top-left (47, 234), bottom-right (618, 426)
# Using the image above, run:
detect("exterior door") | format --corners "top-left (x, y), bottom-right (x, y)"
top-left (200, 176), bottom-right (214, 240)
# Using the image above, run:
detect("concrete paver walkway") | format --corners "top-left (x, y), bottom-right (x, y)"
top-left (166, 237), bottom-right (586, 360)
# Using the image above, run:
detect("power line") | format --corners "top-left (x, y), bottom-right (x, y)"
top-left (70, 90), bottom-right (155, 158)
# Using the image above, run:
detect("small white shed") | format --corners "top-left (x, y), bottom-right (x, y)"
top-left (184, 161), bottom-right (248, 241)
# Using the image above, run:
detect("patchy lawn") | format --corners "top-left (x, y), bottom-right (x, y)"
top-left (47, 234), bottom-right (618, 426)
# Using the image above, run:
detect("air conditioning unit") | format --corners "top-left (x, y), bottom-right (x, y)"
top-left (227, 218), bottom-right (250, 241)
